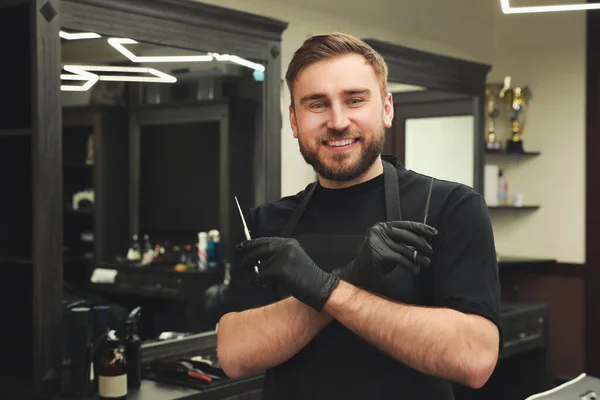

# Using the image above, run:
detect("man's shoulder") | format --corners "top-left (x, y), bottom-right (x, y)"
top-left (248, 183), bottom-right (315, 236)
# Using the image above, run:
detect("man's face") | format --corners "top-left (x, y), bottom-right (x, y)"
top-left (289, 54), bottom-right (394, 182)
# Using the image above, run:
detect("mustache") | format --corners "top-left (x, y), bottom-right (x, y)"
top-left (319, 129), bottom-right (361, 142)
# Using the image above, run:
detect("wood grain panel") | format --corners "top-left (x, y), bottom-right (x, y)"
top-left (501, 270), bottom-right (585, 382)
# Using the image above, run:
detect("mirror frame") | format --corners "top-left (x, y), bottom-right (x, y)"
top-left (363, 39), bottom-right (491, 193)
top-left (57, 0), bottom-right (288, 367)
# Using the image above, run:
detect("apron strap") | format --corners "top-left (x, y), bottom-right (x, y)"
top-left (383, 160), bottom-right (402, 221)
top-left (280, 183), bottom-right (317, 237)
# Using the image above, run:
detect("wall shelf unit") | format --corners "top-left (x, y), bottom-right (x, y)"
top-left (485, 150), bottom-right (541, 157)
top-left (485, 145), bottom-right (542, 211)
top-left (62, 105), bottom-right (129, 265)
top-left (0, 128), bottom-right (32, 137)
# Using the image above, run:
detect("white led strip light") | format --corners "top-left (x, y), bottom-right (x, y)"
top-left (59, 31), bottom-right (101, 40)
top-left (61, 65), bottom-right (177, 92)
top-left (501, 0), bottom-right (600, 14)
top-left (107, 38), bottom-right (266, 72)
top-left (61, 66), bottom-right (99, 92)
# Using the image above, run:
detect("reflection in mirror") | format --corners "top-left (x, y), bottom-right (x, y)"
top-left (60, 29), bottom-right (266, 343)
top-left (386, 81), bottom-right (475, 188)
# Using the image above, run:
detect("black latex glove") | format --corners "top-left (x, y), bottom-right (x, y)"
top-left (236, 237), bottom-right (340, 311)
top-left (335, 221), bottom-right (438, 286)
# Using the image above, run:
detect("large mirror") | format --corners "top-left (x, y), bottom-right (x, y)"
top-left (60, 27), bottom-right (269, 341)
top-left (364, 39), bottom-right (490, 193)
top-left (386, 84), bottom-right (475, 188)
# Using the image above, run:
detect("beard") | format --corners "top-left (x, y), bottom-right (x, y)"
top-left (298, 124), bottom-right (385, 182)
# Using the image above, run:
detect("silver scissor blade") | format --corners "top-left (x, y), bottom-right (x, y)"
top-left (235, 196), bottom-right (251, 240)
top-left (234, 196), bottom-right (259, 276)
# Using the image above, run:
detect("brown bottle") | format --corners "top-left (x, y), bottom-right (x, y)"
top-left (96, 330), bottom-right (127, 400)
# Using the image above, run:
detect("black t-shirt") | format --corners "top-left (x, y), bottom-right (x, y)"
top-left (220, 162), bottom-right (502, 399)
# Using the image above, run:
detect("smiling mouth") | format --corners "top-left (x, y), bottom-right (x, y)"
top-left (323, 138), bottom-right (359, 147)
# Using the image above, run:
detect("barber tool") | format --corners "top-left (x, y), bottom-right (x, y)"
top-left (423, 177), bottom-right (434, 224)
top-left (234, 196), bottom-right (259, 275)
top-left (407, 177), bottom-right (435, 267)
top-left (151, 360), bottom-right (214, 384)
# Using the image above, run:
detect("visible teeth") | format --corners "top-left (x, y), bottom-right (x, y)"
top-left (326, 139), bottom-right (355, 147)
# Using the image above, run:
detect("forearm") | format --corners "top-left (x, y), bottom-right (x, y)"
top-left (324, 281), bottom-right (499, 388)
top-left (217, 296), bottom-right (333, 378)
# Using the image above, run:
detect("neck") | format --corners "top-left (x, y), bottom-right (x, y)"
top-left (318, 156), bottom-right (384, 189)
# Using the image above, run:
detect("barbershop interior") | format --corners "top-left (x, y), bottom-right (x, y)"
top-left (0, 0), bottom-right (598, 399)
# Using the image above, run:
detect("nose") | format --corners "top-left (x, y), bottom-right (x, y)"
top-left (326, 102), bottom-right (351, 132)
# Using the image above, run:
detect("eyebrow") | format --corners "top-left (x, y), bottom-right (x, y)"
top-left (299, 88), bottom-right (372, 105)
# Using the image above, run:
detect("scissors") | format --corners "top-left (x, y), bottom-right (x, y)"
top-left (234, 196), bottom-right (260, 276)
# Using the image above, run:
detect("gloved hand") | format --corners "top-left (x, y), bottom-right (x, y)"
top-left (334, 221), bottom-right (438, 286)
top-left (236, 237), bottom-right (339, 311)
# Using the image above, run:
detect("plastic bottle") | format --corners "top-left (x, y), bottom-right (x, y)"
top-left (498, 169), bottom-right (508, 205)
top-left (207, 230), bottom-right (222, 268)
top-left (198, 232), bottom-right (208, 270)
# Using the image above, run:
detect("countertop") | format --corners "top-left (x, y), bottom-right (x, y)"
top-left (44, 373), bottom-right (264, 400)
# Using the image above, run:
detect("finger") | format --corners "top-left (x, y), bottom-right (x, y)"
top-left (383, 251), bottom-right (420, 275)
top-left (406, 246), bottom-right (431, 268)
top-left (383, 239), bottom-right (431, 268)
top-left (385, 227), bottom-right (433, 257)
top-left (255, 266), bottom-right (275, 287)
top-left (235, 237), bottom-right (282, 252)
top-left (387, 221), bottom-right (438, 238)
top-left (241, 245), bottom-right (275, 268)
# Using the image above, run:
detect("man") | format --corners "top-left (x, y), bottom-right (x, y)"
top-left (217, 33), bottom-right (502, 399)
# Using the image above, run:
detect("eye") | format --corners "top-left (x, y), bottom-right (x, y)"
top-left (310, 102), bottom-right (326, 109)
top-left (348, 98), bottom-right (364, 105)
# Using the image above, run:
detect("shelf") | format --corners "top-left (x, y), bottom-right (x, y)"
top-left (488, 205), bottom-right (540, 211)
top-left (63, 162), bottom-right (93, 168)
top-left (0, 257), bottom-right (32, 264)
top-left (497, 256), bottom-right (555, 266)
top-left (64, 207), bottom-right (94, 215)
top-left (0, 128), bottom-right (31, 137)
top-left (485, 150), bottom-right (541, 157)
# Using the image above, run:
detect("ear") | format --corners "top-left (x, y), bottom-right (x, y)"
top-left (289, 105), bottom-right (299, 139)
top-left (383, 92), bottom-right (394, 129)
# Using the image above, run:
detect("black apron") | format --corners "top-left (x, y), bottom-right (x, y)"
top-left (262, 160), bottom-right (454, 399)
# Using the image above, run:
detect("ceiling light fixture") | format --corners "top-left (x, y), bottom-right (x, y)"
top-left (60, 66), bottom-right (99, 92)
top-left (60, 65), bottom-right (177, 91)
top-left (107, 37), bottom-right (265, 72)
top-left (59, 31), bottom-right (101, 40)
top-left (72, 65), bottom-right (178, 83)
top-left (501, 0), bottom-right (600, 14)
top-left (211, 53), bottom-right (265, 72)
top-left (108, 38), bottom-right (213, 63)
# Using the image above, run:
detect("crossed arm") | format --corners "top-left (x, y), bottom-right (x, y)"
top-left (217, 282), bottom-right (499, 388)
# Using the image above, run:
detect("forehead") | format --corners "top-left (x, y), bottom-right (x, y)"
top-left (294, 54), bottom-right (379, 97)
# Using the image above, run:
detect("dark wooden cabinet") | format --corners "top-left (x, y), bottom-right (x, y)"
top-left (0, 0), bottom-right (62, 395)
top-left (62, 106), bottom-right (129, 264)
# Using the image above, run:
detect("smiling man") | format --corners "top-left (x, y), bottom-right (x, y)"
top-left (217, 33), bottom-right (502, 400)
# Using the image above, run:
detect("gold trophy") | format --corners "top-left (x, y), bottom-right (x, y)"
top-left (485, 83), bottom-right (504, 152)
top-left (500, 76), bottom-right (533, 153)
